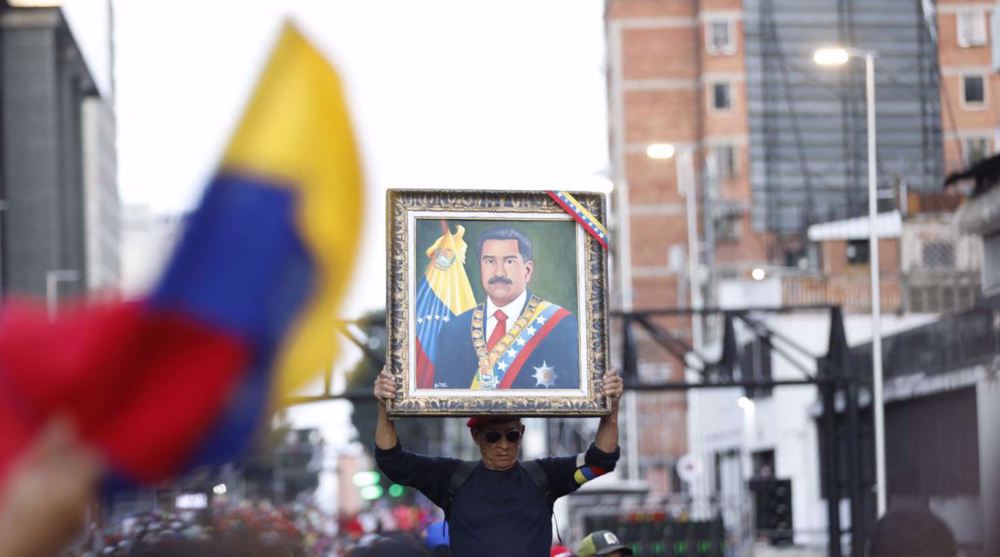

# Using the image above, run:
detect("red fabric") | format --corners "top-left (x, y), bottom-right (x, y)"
top-left (545, 191), bottom-right (609, 250)
top-left (465, 416), bottom-right (519, 428)
top-left (498, 308), bottom-right (569, 389)
top-left (485, 310), bottom-right (507, 351)
top-left (414, 338), bottom-right (435, 389)
top-left (0, 300), bottom-right (249, 483)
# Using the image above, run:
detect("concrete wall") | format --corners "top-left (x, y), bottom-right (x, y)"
top-left (901, 216), bottom-right (982, 273)
top-left (1, 8), bottom-right (100, 301)
top-left (2, 11), bottom-right (63, 296)
top-left (82, 96), bottom-right (120, 294)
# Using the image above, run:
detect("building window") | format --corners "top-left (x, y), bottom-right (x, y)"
top-left (957, 11), bottom-right (987, 48)
top-left (713, 144), bottom-right (738, 178)
top-left (846, 239), bottom-right (869, 265)
top-left (714, 214), bottom-right (742, 244)
top-left (922, 241), bottom-right (956, 269)
top-left (711, 82), bottom-right (733, 111)
top-left (962, 74), bottom-right (986, 107)
top-left (706, 20), bottom-right (736, 55)
top-left (962, 136), bottom-right (992, 166)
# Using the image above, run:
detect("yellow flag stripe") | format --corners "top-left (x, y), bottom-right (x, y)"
top-left (221, 23), bottom-right (363, 397)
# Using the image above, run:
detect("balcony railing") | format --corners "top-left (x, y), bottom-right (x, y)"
top-left (781, 274), bottom-right (903, 314)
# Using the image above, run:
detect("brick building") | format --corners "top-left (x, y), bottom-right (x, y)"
top-left (606, 0), bottom-right (765, 495)
top-left (606, 0), bottom-right (944, 493)
top-left (937, 0), bottom-right (1000, 173)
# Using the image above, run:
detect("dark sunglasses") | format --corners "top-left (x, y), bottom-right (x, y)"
top-left (483, 429), bottom-right (522, 444)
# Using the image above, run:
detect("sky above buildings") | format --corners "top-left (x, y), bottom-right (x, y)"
top-left (108, 0), bottom-right (611, 318)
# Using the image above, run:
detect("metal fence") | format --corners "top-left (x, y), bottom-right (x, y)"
top-left (850, 307), bottom-right (1000, 380)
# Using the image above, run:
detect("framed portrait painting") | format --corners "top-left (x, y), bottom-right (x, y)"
top-left (385, 189), bottom-right (610, 416)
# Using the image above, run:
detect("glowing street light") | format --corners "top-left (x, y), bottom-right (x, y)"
top-left (814, 44), bottom-right (887, 517)
top-left (813, 47), bottom-right (851, 66)
top-left (645, 143), bottom-right (676, 160)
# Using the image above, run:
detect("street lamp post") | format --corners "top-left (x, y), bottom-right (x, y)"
top-left (814, 47), bottom-right (886, 516)
top-left (646, 143), bottom-right (707, 510)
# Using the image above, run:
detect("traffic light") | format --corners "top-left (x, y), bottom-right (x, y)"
top-left (749, 478), bottom-right (793, 545)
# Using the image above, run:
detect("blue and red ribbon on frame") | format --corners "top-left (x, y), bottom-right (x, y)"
top-left (546, 191), bottom-right (610, 250)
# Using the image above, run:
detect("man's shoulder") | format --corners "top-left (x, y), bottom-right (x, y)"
top-left (453, 304), bottom-right (484, 321)
top-left (442, 304), bottom-right (484, 331)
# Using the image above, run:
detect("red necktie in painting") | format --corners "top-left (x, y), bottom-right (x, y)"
top-left (486, 310), bottom-right (508, 351)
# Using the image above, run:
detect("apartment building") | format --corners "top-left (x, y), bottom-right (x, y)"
top-left (937, 0), bottom-right (1000, 173)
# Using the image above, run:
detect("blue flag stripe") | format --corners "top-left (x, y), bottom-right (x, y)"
top-left (414, 278), bottom-right (457, 364)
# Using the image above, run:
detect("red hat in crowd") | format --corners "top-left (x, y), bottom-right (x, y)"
top-left (466, 416), bottom-right (522, 428)
top-left (551, 545), bottom-right (576, 557)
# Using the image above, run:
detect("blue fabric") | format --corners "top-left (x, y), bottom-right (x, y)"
top-left (151, 174), bottom-right (314, 467)
top-left (414, 278), bottom-right (455, 364)
top-left (424, 520), bottom-right (450, 548)
top-left (150, 174), bottom-right (314, 347)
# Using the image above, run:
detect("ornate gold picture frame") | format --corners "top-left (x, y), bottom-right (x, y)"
top-left (385, 189), bottom-right (610, 416)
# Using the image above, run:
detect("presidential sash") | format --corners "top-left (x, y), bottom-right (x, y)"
top-left (469, 295), bottom-right (571, 390)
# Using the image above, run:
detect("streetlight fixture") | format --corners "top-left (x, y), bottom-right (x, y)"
top-left (646, 143), bottom-right (676, 160)
top-left (813, 45), bottom-right (887, 516)
top-left (812, 47), bottom-right (852, 66)
top-left (646, 141), bottom-right (707, 511)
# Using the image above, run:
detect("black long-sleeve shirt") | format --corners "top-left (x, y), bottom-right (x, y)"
top-left (374, 442), bottom-right (620, 557)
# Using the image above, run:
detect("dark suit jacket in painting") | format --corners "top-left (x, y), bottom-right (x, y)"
top-left (432, 292), bottom-right (580, 390)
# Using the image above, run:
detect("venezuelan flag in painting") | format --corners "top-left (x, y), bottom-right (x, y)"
top-left (414, 223), bottom-right (476, 388)
top-left (0, 23), bottom-right (362, 484)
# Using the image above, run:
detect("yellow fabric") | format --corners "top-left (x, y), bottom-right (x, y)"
top-left (560, 191), bottom-right (609, 238)
top-left (423, 224), bottom-right (477, 315)
top-left (222, 23), bottom-right (363, 398)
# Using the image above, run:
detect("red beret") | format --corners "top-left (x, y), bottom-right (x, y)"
top-left (466, 416), bottom-right (521, 428)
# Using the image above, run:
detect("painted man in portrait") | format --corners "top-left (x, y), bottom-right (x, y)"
top-left (432, 226), bottom-right (580, 389)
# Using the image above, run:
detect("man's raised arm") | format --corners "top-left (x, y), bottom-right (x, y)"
top-left (373, 368), bottom-right (399, 450)
top-left (595, 369), bottom-right (623, 453)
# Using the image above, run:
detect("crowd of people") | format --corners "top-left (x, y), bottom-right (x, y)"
top-left (51, 501), bottom-right (633, 557)
top-left (36, 495), bottom-right (440, 557)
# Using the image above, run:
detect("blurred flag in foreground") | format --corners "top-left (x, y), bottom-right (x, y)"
top-left (0, 23), bottom-right (362, 484)
top-left (414, 223), bottom-right (476, 388)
